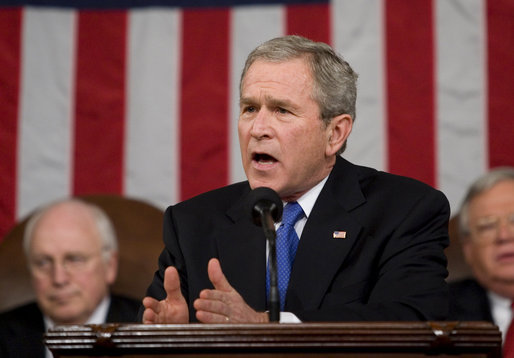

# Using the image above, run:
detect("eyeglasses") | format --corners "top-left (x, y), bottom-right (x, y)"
top-left (470, 212), bottom-right (514, 243)
top-left (30, 252), bottom-right (100, 276)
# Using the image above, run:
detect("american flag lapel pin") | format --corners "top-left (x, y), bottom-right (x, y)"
top-left (333, 231), bottom-right (346, 239)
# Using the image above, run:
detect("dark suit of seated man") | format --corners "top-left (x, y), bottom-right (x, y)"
top-left (0, 199), bottom-right (140, 358)
top-left (448, 167), bottom-right (514, 351)
top-left (140, 35), bottom-right (450, 325)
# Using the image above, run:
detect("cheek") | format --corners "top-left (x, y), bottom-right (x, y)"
top-left (32, 276), bottom-right (50, 297)
top-left (237, 121), bottom-right (250, 140)
top-left (469, 247), bottom-right (494, 272)
top-left (77, 267), bottom-right (109, 292)
top-left (238, 125), bottom-right (250, 153)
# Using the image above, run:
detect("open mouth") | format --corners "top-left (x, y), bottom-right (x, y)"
top-left (253, 153), bottom-right (277, 164)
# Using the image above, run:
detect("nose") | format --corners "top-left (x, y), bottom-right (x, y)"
top-left (51, 262), bottom-right (70, 286)
top-left (249, 109), bottom-right (273, 140)
top-left (496, 219), bottom-right (514, 243)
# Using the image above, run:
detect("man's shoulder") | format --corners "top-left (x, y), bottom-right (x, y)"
top-left (0, 302), bottom-right (45, 357)
top-left (448, 278), bottom-right (486, 296)
top-left (0, 301), bottom-right (45, 340)
top-left (108, 294), bottom-right (141, 323)
top-left (170, 181), bottom-right (250, 213)
top-left (110, 294), bottom-right (141, 309)
top-left (336, 157), bottom-right (447, 203)
top-left (448, 278), bottom-right (491, 320)
top-left (0, 301), bottom-right (42, 323)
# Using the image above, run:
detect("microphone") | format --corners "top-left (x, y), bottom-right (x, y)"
top-left (246, 187), bottom-right (283, 322)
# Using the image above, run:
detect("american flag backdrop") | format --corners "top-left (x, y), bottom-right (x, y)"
top-left (0, 0), bottom-right (513, 240)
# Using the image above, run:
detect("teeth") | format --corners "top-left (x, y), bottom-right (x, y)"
top-left (259, 159), bottom-right (274, 164)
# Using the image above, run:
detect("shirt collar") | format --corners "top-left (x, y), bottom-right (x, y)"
top-left (294, 175), bottom-right (329, 218)
top-left (44, 295), bottom-right (111, 329)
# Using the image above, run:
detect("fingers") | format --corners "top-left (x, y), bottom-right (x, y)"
top-left (196, 309), bottom-right (230, 323)
top-left (142, 297), bottom-right (159, 324)
top-left (207, 258), bottom-right (233, 292)
top-left (141, 266), bottom-right (190, 324)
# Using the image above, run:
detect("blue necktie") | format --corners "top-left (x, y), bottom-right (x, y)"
top-left (266, 201), bottom-right (304, 310)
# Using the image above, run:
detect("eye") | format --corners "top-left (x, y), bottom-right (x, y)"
top-left (32, 257), bottom-right (52, 270)
top-left (64, 254), bottom-right (88, 268)
top-left (475, 218), bottom-right (498, 234)
top-left (242, 105), bottom-right (257, 114)
top-left (476, 222), bottom-right (496, 233)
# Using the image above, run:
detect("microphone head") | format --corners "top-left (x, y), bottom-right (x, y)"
top-left (246, 187), bottom-right (283, 227)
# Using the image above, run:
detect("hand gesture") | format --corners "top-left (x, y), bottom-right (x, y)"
top-left (142, 266), bottom-right (189, 324)
top-left (194, 258), bottom-right (269, 323)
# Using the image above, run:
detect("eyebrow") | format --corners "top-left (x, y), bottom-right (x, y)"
top-left (240, 95), bottom-right (299, 111)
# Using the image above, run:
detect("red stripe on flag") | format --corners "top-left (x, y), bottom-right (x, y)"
top-left (0, 8), bottom-right (22, 239)
top-left (385, 1), bottom-right (436, 187)
top-left (286, 3), bottom-right (331, 44)
top-left (180, 9), bottom-right (230, 201)
top-left (73, 11), bottom-right (127, 195)
top-left (487, 0), bottom-right (514, 168)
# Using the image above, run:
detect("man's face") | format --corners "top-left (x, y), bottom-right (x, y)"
top-left (463, 180), bottom-right (514, 289)
top-left (28, 203), bottom-right (117, 325)
top-left (238, 58), bottom-right (346, 201)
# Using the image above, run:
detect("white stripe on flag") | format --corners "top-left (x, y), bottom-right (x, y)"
top-left (332, 0), bottom-right (386, 172)
top-left (125, 8), bottom-right (181, 209)
top-left (17, 8), bottom-right (76, 219)
top-left (230, 5), bottom-right (285, 184)
top-left (435, 0), bottom-right (487, 213)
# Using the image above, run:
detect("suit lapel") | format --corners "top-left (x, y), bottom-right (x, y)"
top-left (215, 186), bottom-right (268, 311)
top-left (287, 158), bottom-right (366, 310)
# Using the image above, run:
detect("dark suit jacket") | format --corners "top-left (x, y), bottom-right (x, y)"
top-left (144, 157), bottom-right (450, 322)
top-left (448, 278), bottom-right (493, 321)
top-left (0, 294), bottom-right (140, 358)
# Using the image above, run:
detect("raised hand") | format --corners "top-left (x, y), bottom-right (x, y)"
top-left (142, 266), bottom-right (189, 324)
top-left (193, 258), bottom-right (269, 323)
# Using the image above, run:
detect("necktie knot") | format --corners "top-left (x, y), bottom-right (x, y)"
top-left (282, 202), bottom-right (304, 227)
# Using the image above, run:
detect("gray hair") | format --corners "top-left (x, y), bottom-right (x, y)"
top-left (23, 198), bottom-right (118, 262)
top-left (458, 167), bottom-right (514, 237)
top-left (240, 35), bottom-right (358, 155)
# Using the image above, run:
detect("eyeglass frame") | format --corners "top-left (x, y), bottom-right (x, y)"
top-left (468, 212), bottom-right (514, 244)
top-left (29, 247), bottom-right (112, 277)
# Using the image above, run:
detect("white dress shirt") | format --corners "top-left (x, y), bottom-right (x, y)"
top-left (489, 291), bottom-right (512, 342)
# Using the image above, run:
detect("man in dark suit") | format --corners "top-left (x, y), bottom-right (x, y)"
top-left (0, 199), bottom-right (140, 358)
top-left (448, 167), bottom-right (514, 344)
top-left (141, 35), bottom-right (450, 324)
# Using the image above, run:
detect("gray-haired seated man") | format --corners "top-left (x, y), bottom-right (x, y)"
top-left (448, 167), bottom-right (514, 350)
top-left (0, 199), bottom-right (140, 358)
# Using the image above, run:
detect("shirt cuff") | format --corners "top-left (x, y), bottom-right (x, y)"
top-left (279, 312), bottom-right (302, 323)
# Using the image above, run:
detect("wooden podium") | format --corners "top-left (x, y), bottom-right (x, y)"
top-left (44, 321), bottom-right (501, 357)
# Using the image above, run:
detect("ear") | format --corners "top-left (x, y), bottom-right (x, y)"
top-left (105, 251), bottom-right (119, 285)
top-left (460, 237), bottom-right (474, 266)
top-left (325, 114), bottom-right (353, 157)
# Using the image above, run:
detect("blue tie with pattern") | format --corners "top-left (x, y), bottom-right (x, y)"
top-left (266, 201), bottom-right (304, 310)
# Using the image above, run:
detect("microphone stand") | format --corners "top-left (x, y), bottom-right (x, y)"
top-left (259, 210), bottom-right (280, 322)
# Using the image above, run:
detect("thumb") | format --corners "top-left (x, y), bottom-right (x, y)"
top-left (207, 258), bottom-right (232, 292)
top-left (164, 266), bottom-right (185, 303)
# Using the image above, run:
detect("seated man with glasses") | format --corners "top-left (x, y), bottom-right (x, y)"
top-left (448, 167), bottom-right (514, 347)
top-left (0, 199), bottom-right (140, 358)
